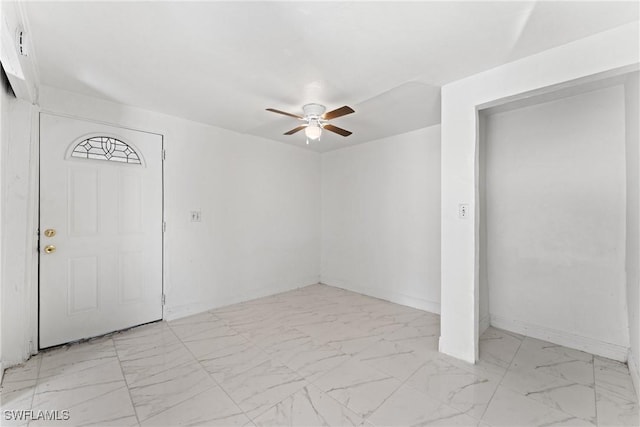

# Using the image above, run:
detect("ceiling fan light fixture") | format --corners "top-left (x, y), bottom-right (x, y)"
top-left (305, 123), bottom-right (322, 140)
top-left (266, 103), bottom-right (354, 142)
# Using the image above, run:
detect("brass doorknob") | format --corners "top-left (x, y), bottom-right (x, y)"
top-left (44, 245), bottom-right (56, 254)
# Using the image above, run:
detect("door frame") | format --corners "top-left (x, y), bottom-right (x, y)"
top-left (37, 111), bottom-right (166, 350)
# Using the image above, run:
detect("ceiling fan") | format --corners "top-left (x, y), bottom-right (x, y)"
top-left (266, 103), bottom-right (355, 143)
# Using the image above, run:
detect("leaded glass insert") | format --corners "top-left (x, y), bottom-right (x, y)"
top-left (71, 137), bottom-right (142, 164)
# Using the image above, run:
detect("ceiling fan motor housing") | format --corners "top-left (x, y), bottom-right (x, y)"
top-left (302, 103), bottom-right (326, 118)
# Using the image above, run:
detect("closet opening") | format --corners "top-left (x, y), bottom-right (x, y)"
top-left (477, 72), bottom-right (638, 362)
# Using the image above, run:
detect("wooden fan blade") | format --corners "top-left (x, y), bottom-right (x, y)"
top-left (284, 125), bottom-right (307, 135)
top-left (324, 124), bottom-right (352, 137)
top-left (266, 108), bottom-right (304, 120)
top-left (322, 106), bottom-right (355, 120)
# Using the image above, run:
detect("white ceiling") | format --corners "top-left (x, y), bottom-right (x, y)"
top-left (22, 1), bottom-right (639, 152)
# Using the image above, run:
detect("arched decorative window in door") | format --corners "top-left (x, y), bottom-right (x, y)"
top-left (71, 136), bottom-right (142, 165)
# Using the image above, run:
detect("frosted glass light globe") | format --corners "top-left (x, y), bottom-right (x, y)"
top-left (305, 124), bottom-right (322, 140)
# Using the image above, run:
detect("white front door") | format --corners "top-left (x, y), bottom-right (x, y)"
top-left (39, 114), bottom-right (163, 348)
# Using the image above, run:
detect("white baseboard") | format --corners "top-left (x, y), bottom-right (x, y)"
top-left (628, 350), bottom-right (640, 402)
top-left (164, 280), bottom-right (319, 321)
top-left (490, 314), bottom-right (629, 362)
top-left (321, 278), bottom-right (440, 315)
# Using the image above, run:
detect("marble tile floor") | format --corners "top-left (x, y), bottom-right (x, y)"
top-left (1, 284), bottom-right (638, 426)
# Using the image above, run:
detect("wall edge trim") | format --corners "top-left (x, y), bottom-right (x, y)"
top-left (320, 279), bottom-right (441, 315)
top-left (490, 314), bottom-right (629, 362)
top-left (164, 280), bottom-right (319, 321)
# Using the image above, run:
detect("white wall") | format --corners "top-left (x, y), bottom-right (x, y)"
top-left (0, 0), bottom-right (41, 371)
top-left (625, 72), bottom-right (640, 397)
top-left (0, 73), bottom-right (38, 368)
top-left (164, 118), bottom-right (321, 318)
top-left (478, 119), bottom-right (490, 336)
top-left (321, 126), bottom-right (441, 313)
top-left (0, 68), bottom-right (7, 380)
top-left (484, 86), bottom-right (629, 360)
top-left (440, 21), bottom-right (639, 363)
top-left (0, 85), bottom-right (321, 368)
